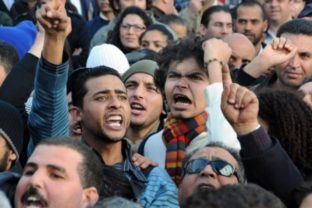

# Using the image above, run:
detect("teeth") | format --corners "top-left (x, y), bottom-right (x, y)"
top-left (108, 115), bottom-right (122, 122)
top-left (131, 103), bottom-right (144, 110)
top-left (174, 94), bottom-right (191, 104)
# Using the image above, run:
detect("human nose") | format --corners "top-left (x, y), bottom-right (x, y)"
top-left (199, 163), bottom-right (217, 179)
top-left (108, 96), bottom-right (122, 109)
top-left (289, 54), bottom-right (300, 69)
top-left (29, 171), bottom-right (45, 189)
top-left (132, 85), bottom-right (145, 99)
top-left (176, 77), bottom-right (188, 88)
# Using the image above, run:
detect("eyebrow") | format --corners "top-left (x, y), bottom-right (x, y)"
top-left (25, 162), bottom-right (67, 174)
top-left (93, 89), bottom-right (127, 96)
top-left (168, 70), bottom-right (206, 76)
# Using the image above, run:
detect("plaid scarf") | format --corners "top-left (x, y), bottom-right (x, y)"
top-left (164, 111), bottom-right (208, 185)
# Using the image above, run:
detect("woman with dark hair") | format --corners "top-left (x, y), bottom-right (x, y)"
top-left (257, 89), bottom-right (312, 179)
top-left (140, 23), bottom-right (176, 53)
top-left (107, 6), bottom-right (152, 54)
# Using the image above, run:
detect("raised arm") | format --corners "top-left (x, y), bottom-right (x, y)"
top-left (221, 66), bottom-right (304, 206)
top-left (202, 38), bottom-right (240, 150)
top-left (28, 0), bottom-right (72, 154)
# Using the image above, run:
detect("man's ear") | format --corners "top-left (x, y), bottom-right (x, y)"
top-left (263, 20), bottom-right (268, 33)
top-left (82, 187), bottom-right (99, 207)
top-left (71, 106), bottom-right (82, 123)
top-left (8, 151), bottom-right (17, 162)
top-left (199, 24), bottom-right (207, 37)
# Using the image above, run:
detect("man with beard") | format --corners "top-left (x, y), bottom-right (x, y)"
top-left (234, 0), bottom-right (268, 55)
top-left (122, 60), bottom-right (165, 153)
top-left (14, 138), bottom-right (102, 208)
top-left (28, 0), bottom-right (179, 206)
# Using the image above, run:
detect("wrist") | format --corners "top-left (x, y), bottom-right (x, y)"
top-left (204, 58), bottom-right (223, 68)
top-left (233, 121), bottom-right (260, 135)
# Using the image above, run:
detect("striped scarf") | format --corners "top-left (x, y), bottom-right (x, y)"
top-left (164, 111), bottom-right (208, 185)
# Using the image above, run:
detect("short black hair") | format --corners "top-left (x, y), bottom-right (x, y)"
top-left (38, 137), bottom-right (103, 192)
top-left (277, 19), bottom-right (312, 37)
top-left (69, 66), bottom-right (121, 108)
top-left (0, 41), bottom-right (19, 73)
top-left (233, 0), bottom-right (267, 20)
top-left (139, 23), bottom-right (175, 45)
top-left (181, 183), bottom-right (286, 208)
top-left (201, 5), bottom-right (231, 27)
top-left (158, 14), bottom-right (187, 27)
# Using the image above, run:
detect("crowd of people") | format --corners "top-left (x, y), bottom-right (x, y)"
top-left (0, 0), bottom-right (312, 207)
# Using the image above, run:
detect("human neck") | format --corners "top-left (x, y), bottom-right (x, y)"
top-left (254, 41), bottom-right (262, 55)
top-left (273, 79), bottom-right (297, 92)
top-left (83, 133), bottom-right (123, 165)
top-left (126, 120), bottom-right (160, 143)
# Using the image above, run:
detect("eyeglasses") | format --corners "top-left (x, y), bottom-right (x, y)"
top-left (120, 24), bottom-right (146, 32)
top-left (184, 158), bottom-right (237, 177)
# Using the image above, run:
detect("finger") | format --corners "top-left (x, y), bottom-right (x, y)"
top-left (277, 37), bottom-right (287, 49)
top-left (228, 83), bottom-right (239, 105)
top-left (235, 86), bottom-right (247, 109)
top-left (271, 38), bottom-right (279, 50)
top-left (36, 8), bottom-right (52, 29)
top-left (221, 82), bottom-right (231, 108)
top-left (241, 90), bottom-right (258, 108)
top-left (222, 63), bottom-right (232, 88)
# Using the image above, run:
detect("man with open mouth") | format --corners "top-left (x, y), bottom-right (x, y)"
top-left (25, 0), bottom-right (178, 206)
top-left (142, 37), bottom-right (240, 185)
top-left (122, 59), bottom-right (165, 153)
top-left (15, 138), bottom-right (102, 208)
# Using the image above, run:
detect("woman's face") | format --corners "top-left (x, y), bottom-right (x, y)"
top-left (119, 14), bottom-right (146, 50)
top-left (141, 30), bottom-right (168, 53)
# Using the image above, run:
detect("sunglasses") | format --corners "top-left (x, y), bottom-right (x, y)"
top-left (184, 158), bottom-right (237, 177)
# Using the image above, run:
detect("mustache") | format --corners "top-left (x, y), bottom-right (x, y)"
top-left (21, 187), bottom-right (48, 207)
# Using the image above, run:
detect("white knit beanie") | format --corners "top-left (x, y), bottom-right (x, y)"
top-left (87, 44), bottom-right (130, 75)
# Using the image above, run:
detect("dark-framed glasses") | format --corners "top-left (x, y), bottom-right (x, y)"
top-left (120, 24), bottom-right (146, 32)
top-left (184, 158), bottom-right (237, 177)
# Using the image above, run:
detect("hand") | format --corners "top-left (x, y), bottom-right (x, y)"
top-left (299, 81), bottom-right (312, 109)
top-left (132, 153), bottom-right (158, 169)
top-left (221, 65), bottom-right (259, 135)
top-left (260, 37), bottom-right (297, 70)
top-left (202, 38), bottom-right (232, 65)
top-left (202, 38), bottom-right (232, 83)
top-left (36, 0), bottom-right (71, 39)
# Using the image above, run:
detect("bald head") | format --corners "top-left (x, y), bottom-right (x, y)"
top-left (222, 33), bottom-right (256, 70)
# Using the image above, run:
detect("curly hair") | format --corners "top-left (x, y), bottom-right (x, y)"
top-left (257, 89), bottom-right (312, 178)
top-left (154, 37), bottom-right (206, 93)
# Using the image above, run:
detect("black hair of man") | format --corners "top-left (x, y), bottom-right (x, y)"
top-left (139, 23), bottom-right (175, 45)
top-left (155, 37), bottom-right (205, 93)
top-left (277, 19), bottom-right (312, 37)
top-left (0, 41), bottom-right (19, 74)
top-left (181, 183), bottom-right (286, 208)
top-left (70, 65), bottom-right (122, 108)
top-left (200, 5), bottom-right (231, 27)
top-left (181, 142), bottom-right (246, 184)
top-left (158, 14), bottom-right (187, 27)
top-left (232, 0), bottom-right (267, 20)
top-left (108, 0), bottom-right (152, 15)
top-left (38, 137), bottom-right (103, 193)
